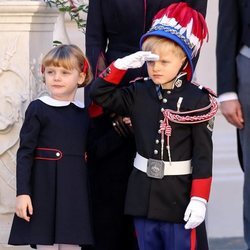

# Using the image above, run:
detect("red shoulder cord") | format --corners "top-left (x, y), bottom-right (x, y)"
top-left (159, 94), bottom-right (218, 164)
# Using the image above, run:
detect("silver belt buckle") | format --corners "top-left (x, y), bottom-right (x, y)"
top-left (147, 159), bottom-right (165, 179)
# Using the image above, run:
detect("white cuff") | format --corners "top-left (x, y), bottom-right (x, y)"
top-left (218, 92), bottom-right (238, 103)
top-left (191, 196), bottom-right (207, 205)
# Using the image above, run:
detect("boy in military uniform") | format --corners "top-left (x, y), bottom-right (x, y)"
top-left (90, 2), bottom-right (217, 250)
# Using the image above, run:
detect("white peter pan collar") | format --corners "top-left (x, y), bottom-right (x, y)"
top-left (38, 95), bottom-right (85, 108)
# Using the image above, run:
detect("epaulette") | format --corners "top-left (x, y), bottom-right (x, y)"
top-left (191, 82), bottom-right (217, 97)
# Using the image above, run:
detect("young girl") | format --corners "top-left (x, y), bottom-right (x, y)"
top-left (90, 3), bottom-right (217, 250)
top-left (8, 44), bottom-right (94, 250)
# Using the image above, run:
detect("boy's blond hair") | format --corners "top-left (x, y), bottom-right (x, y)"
top-left (142, 36), bottom-right (186, 59)
top-left (140, 2), bottom-right (208, 80)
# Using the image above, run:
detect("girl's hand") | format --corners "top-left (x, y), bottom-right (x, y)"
top-left (16, 195), bottom-right (33, 222)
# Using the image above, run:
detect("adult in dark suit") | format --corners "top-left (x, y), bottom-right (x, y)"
top-left (85, 1), bottom-right (208, 250)
top-left (86, 0), bottom-right (207, 95)
top-left (217, 0), bottom-right (250, 249)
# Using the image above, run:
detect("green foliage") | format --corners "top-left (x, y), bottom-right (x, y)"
top-left (44, 0), bottom-right (88, 33)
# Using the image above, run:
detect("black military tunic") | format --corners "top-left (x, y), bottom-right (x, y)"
top-left (90, 64), bottom-right (216, 223)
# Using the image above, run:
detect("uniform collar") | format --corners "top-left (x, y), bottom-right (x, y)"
top-left (38, 95), bottom-right (85, 108)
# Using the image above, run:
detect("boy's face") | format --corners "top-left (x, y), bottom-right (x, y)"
top-left (146, 45), bottom-right (186, 89)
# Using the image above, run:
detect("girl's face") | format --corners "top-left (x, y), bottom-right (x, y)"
top-left (146, 45), bottom-right (186, 89)
top-left (44, 66), bottom-right (85, 101)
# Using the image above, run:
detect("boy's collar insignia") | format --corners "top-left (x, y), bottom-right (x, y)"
top-left (173, 72), bottom-right (187, 88)
top-left (174, 79), bottom-right (182, 88)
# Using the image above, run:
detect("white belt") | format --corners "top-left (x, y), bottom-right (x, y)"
top-left (134, 153), bottom-right (192, 176)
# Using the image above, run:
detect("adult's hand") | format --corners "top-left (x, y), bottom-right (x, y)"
top-left (111, 113), bottom-right (133, 137)
top-left (220, 100), bottom-right (244, 129)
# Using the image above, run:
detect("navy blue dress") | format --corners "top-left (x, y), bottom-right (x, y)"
top-left (8, 96), bottom-right (93, 247)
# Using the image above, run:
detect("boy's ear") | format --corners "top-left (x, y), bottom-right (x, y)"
top-left (182, 57), bottom-right (188, 69)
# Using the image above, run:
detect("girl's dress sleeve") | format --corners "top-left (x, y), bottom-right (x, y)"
top-left (16, 101), bottom-right (41, 196)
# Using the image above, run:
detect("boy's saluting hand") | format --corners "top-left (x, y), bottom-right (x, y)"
top-left (114, 51), bottom-right (159, 70)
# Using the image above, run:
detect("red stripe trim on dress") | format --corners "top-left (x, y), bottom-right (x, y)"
top-left (35, 147), bottom-right (63, 161)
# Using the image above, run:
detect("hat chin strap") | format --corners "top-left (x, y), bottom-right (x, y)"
top-left (161, 58), bottom-right (188, 87)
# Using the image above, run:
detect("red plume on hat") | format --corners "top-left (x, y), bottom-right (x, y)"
top-left (140, 2), bottom-right (208, 80)
top-left (152, 2), bottom-right (208, 57)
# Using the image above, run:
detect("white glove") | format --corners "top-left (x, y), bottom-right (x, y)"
top-left (184, 196), bottom-right (207, 229)
top-left (114, 51), bottom-right (159, 70)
